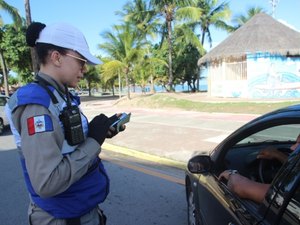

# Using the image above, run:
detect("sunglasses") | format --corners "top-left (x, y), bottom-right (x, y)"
top-left (66, 53), bottom-right (87, 70)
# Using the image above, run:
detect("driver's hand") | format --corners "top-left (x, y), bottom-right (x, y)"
top-left (257, 146), bottom-right (287, 163)
top-left (218, 170), bottom-right (249, 196)
top-left (257, 146), bottom-right (279, 160)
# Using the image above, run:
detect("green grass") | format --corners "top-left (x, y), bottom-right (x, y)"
top-left (117, 93), bottom-right (300, 115)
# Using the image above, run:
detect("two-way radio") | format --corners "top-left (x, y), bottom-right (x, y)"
top-left (59, 85), bottom-right (85, 146)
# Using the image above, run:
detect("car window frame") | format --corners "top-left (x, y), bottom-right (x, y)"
top-left (261, 151), bottom-right (300, 225)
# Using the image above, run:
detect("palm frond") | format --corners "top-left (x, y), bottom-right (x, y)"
top-left (0, 0), bottom-right (22, 27)
top-left (176, 7), bottom-right (202, 22)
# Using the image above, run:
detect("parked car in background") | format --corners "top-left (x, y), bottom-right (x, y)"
top-left (186, 104), bottom-right (300, 225)
top-left (0, 95), bottom-right (9, 134)
top-left (68, 88), bottom-right (79, 96)
top-left (77, 88), bottom-right (89, 96)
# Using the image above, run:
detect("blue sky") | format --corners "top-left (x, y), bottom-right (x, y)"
top-left (2, 0), bottom-right (300, 55)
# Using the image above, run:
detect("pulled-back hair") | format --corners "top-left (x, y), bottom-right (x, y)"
top-left (26, 22), bottom-right (67, 65)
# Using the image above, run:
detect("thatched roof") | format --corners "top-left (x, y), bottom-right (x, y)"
top-left (198, 13), bottom-right (300, 65)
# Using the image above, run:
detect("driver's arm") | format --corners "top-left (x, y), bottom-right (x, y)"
top-left (219, 171), bottom-right (270, 203)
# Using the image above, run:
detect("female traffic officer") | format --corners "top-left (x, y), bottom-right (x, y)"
top-left (5, 22), bottom-right (122, 225)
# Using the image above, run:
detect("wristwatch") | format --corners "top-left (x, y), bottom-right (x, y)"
top-left (228, 169), bottom-right (238, 175)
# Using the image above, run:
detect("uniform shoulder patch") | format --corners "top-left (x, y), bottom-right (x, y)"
top-left (27, 114), bottom-right (54, 135)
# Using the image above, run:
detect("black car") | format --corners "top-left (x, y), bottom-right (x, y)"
top-left (185, 104), bottom-right (300, 225)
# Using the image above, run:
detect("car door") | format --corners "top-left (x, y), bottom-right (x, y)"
top-left (197, 123), bottom-right (300, 225)
top-left (196, 171), bottom-right (264, 225)
top-left (260, 150), bottom-right (300, 225)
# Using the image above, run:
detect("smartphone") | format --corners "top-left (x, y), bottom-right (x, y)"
top-left (110, 112), bottom-right (131, 132)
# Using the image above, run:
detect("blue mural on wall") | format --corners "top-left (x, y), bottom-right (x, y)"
top-left (248, 72), bottom-right (300, 98)
top-left (247, 53), bottom-right (300, 98)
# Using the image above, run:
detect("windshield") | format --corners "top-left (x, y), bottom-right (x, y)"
top-left (237, 124), bottom-right (300, 145)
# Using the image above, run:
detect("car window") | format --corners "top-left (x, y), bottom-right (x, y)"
top-left (237, 124), bottom-right (300, 145)
top-left (0, 97), bottom-right (7, 106)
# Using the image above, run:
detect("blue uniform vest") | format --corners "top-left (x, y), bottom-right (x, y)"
top-left (8, 83), bottom-right (109, 219)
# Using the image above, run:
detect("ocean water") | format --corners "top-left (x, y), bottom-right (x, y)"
top-left (128, 81), bottom-right (208, 93)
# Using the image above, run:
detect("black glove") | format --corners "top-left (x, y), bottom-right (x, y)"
top-left (106, 114), bottom-right (120, 138)
top-left (88, 114), bottom-right (111, 145)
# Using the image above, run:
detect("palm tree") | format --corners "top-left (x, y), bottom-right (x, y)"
top-left (24, 0), bottom-right (38, 73)
top-left (134, 52), bottom-right (168, 94)
top-left (99, 22), bottom-right (147, 99)
top-left (0, 0), bottom-right (22, 96)
top-left (173, 24), bottom-right (204, 91)
top-left (117, 0), bottom-right (159, 41)
top-left (84, 66), bottom-right (100, 96)
top-left (120, 0), bottom-right (197, 91)
top-left (229, 6), bottom-right (265, 32)
top-left (149, 0), bottom-right (194, 91)
top-left (177, 0), bottom-right (231, 47)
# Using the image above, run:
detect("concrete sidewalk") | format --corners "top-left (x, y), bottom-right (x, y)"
top-left (80, 96), bottom-right (259, 167)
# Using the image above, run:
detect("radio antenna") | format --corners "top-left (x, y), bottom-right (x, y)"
top-left (64, 84), bottom-right (72, 108)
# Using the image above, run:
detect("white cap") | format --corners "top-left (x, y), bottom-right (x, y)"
top-left (36, 22), bottom-right (100, 65)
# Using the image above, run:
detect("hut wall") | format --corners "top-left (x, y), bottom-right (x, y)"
top-left (247, 53), bottom-right (300, 98)
top-left (207, 59), bottom-right (248, 97)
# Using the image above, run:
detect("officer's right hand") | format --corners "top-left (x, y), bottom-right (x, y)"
top-left (88, 114), bottom-right (111, 146)
top-left (106, 114), bottom-right (126, 138)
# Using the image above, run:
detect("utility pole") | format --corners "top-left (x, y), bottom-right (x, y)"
top-left (269, 0), bottom-right (279, 18)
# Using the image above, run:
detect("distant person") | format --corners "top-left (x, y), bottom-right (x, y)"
top-left (219, 134), bottom-right (300, 203)
top-left (5, 22), bottom-right (126, 225)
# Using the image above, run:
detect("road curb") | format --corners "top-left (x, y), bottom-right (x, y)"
top-left (102, 142), bottom-right (187, 170)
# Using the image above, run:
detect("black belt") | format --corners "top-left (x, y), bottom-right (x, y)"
top-left (66, 218), bottom-right (81, 225)
top-left (65, 209), bottom-right (106, 225)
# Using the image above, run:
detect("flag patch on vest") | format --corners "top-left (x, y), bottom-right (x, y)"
top-left (27, 115), bottom-right (53, 135)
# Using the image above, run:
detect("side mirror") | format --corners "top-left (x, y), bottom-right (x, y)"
top-left (187, 155), bottom-right (212, 174)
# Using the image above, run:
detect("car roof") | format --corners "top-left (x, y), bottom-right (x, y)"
top-left (250, 103), bottom-right (300, 122)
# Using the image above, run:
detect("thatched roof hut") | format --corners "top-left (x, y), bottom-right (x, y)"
top-left (198, 13), bottom-right (300, 65)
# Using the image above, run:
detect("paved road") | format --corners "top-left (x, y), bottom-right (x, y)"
top-left (101, 151), bottom-right (187, 225)
top-left (0, 129), bottom-right (187, 225)
top-left (81, 98), bottom-right (259, 163)
top-left (0, 130), bottom-right (28, 225)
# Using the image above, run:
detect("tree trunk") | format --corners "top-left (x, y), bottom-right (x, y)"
top-left (124, 67), bottom-right (130, 100)
top-left (201, 27), bottom-right (206, 46)
top-left (88, 81), bottom-right (91, 96)
top-left (167, 19), bottom-right (174, 92)
top-left (111, 83), bottom-right (115, 96)
top-left (118, 71), bottom-right (121, 98)
top-left (150, 74), bottom-right (155, 94)
top-left (24, 0), bottom-right (38, 73)
top-left (0, 49), bottom-right (9, 96)
top-left (125, 73), bottom-right (130, 100)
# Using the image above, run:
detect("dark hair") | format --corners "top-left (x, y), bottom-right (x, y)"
top-left (26, 22), bottom-right (67, 65)
top-left (26, 22), bottom-right (46, 47)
